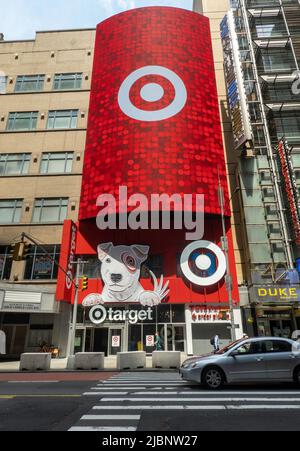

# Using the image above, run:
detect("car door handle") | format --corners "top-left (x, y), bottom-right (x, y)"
top-left (290, 355), bottom-right (297, 359)
top-left (256, 358), bottom-right (263, 362)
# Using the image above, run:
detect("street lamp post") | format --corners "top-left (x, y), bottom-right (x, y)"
top-left (68, 258), bottom-right (82, 357)
top-left (218, 178), bottom-right (237, 342)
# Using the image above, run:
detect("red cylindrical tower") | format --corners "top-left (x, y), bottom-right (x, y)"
top-left (79, 7), bottom-right (230, 220)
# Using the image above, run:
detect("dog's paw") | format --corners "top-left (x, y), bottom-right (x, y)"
top-left (139, 291), bottom-right (161, 307)
top-left (82, 293), bottom-right (104, 307)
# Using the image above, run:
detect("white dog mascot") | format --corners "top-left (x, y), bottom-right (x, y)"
top-left (82, 243), bottom-right (169, 307)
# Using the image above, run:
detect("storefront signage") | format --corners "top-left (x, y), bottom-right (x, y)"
top-left (221, 11), bottom-right (252, 149)
top-left (190, 307), bottom-right (230, 323)
top-left (278, 140), bottom-right (300, 245)
top-left (251, 285), bottom-right (300, 303)
top-left (56, 220), bottom-right (77, 302)
top-left (2, 302), bottom-right (41, 312)
top-left (89, 305), bottom-right (153, 325)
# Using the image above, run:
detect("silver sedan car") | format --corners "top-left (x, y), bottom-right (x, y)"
top-left (180, 337), bottom-right (300, 389)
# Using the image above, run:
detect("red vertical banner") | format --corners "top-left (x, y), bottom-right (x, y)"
top-left (56, 220), bottom-right (77, 303)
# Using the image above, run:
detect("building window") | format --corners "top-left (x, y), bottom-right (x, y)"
top-left (15, 75), bottom-right (45, 92)
top-left (53, 73), bottom-right (83, 90)
top-left (40, 152), bottom-right (74, 174)
top-left (0, 74), bottom-right (7, 94)
top-left (6, 112), bottom-right (38, 131)
top-left (47, 110), bottom-right (78, 130)
top-left (0, 199), bottom-right (22, 223)
top-left (0, 246), bottom-right (13, 280)
top-left (32, 198), bottom-right (68, 223)
top-left (0, 154), bottom-right (30, 176)
top-left (24, 245), bottom-right (60, 280)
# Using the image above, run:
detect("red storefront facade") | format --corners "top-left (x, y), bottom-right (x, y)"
top-left (56, 7), bottom-right (241, 356)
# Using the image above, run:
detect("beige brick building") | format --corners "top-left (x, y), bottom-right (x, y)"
top-left (0, 29), bottom-right (95, 357)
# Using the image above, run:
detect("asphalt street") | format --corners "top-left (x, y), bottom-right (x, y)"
top-left (0, 372), bottom-right (300, 431)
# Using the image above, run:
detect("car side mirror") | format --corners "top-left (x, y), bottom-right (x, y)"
top-left (230, 350), bottom-right (239, 357)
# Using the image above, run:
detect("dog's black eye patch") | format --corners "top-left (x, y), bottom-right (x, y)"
top-left (106, 258), bottom-right (112, 263)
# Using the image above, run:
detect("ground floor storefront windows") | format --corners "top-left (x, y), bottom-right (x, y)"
top-left (256, 306), bottom-right (298, 338)
top-left (242, 305), bottom-right (300, 338)
top-left (76, 304), bottom-right (187, 356)
top-left (75, 304), bottom-right (241, 357)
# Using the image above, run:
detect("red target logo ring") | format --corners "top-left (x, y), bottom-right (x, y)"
top-left (118, 65), bottom-right (187, 122)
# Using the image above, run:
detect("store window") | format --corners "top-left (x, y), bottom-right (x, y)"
top-left (0, 246), bottom-right (13, 280)
top-left (40, 152), bottom-right (74, 174)
top-left (0, 199), bottom-right (23, 223)
top-left (47, 110), bottom-right (78, 129)
top-left (32, 198), bottom-right (68, 223)
top-left (24, 245), bottom-right (60, 280)
top-left (15, 75), bottom-right (45, 92)
top-left (0, 154), bottom-right (30, 176)
top-left (6, 112), bottom-right (38, 131)
top-left (53, 73), bottom-right (83, 90)
top-left (28, 325), bottom-right (53, 348)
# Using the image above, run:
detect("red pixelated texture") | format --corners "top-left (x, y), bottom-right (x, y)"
top-left (79, 7), bottom-right (230, 220)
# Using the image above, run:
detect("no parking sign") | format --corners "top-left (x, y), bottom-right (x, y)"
top-left (146, 335), bottom-right (155, 347)
top-left (112, 336), bottom-right (120, 348)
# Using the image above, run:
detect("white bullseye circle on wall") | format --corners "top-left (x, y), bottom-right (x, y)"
top-left (118, 65), bottom-right (187, 122)
top-left (180, 240), bottom-right (227, 287)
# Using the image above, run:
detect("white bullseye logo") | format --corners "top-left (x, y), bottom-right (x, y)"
top-left (89, 305), bottom-right (107, 325)
top-left (118, 65), bottom-right (187, 122)
top-left (180, 241), bottom-right (227, 287)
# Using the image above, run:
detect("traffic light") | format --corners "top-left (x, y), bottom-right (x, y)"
top-left (10, 242), bottom-right (32, 261)
top-left (81, 276), bottom-right (89, 292)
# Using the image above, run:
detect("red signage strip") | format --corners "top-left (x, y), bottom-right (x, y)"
top-left (56, 220), bottom-right (77, 302)
top-left (278, 140), bottom-right (300, 246)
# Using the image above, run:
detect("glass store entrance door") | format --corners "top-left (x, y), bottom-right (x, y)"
top-left (108, 328), bottom-right (123, 356)
top-left (162, 325), bottom-right (186, 352)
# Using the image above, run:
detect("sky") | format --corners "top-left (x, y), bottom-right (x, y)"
top-left (0, 0), bottom-right (194, 41)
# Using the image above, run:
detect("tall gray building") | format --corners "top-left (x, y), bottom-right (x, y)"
top-left (218, 0), bottom-right (300, 337)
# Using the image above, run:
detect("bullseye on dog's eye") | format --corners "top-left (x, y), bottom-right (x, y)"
top-left (106, 258), bottom-right (111, 264)
top-left (122, 253), bottom-right (136, 271)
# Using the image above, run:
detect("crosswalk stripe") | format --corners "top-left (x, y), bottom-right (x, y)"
top-left (88, 391), bottom-right (128, 395)
top-left (69, 426), bottom-right (137, 431)
top-left (82, 415), bottom-right (140, 420)
top-left (100, 397), bottom-right (300, 402)
top-left (92, 405), bottom-right (227, 410)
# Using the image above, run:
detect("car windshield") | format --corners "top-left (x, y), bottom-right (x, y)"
top-left (215, 339), bottom-right (245, 355)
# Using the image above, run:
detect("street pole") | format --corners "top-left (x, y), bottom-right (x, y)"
top-left (218, 177), bottom-right (237, 342)
top-left (69, 258), bottom-right (81, 357)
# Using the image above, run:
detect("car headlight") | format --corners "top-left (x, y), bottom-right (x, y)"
top-left (191, 363), bottom-right (200, 369)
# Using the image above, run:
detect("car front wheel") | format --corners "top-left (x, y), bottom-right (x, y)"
top-left (202, 367), bottom-right (224, 390)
